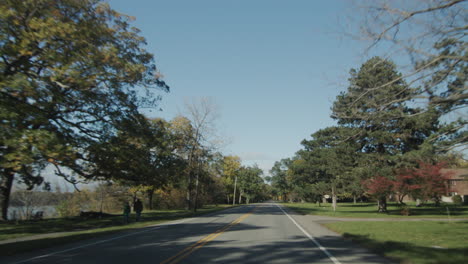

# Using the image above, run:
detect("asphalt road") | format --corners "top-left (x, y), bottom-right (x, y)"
top-left (2, 203), bottom-right (393, 264)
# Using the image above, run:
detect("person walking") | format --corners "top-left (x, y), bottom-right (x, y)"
top-left (133, 198), bottom-right (143, 222)
top-left (123, 202), bottom-right (131, 224)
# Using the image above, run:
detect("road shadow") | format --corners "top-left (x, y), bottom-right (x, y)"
top-left (0, 220), bottom-right (268, 263)
top-left (183, 234), bottom-right (397, 264)
top-left (0, 205), bottom-right (243, 239)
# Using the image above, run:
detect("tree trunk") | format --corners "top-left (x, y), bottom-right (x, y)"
top-left (186, 171), bottom-right (193, 210)
top-left (353, 195), bottom-right (357, 204)
top-left (1, 169), bottom-right (15, 221)
top-left (322, 197), bottom-right (327, 204)
top-left (378, 197), bottom-right (388, 213)
top-left (232, 176), bottom-right (237, 205)
top-left (193, 169), bottom-right (200, 212)
top-left (147, 189), bottom-right (154, 210)
top-left (238, 190), bottom-right (242, 204)
top-left (332, 185), bottom-right (337, 212)
top-left (99, 188), bottom-right (104, 214)
top-left (226, 194), bottom-right (230, 204)
top-left (398, 194), bottom-right (406, 205)
top-left (246, 197), bottom-right (250, 204)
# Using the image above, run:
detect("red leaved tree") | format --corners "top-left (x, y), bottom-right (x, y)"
top-left (393, 173), bottom-right (418, 205)
top-left (404, 162), bottom-right (451, 206)
top-left (363, 176), bottom-right (394, 213)
top-left (364, 162), bottom-right (452, 212)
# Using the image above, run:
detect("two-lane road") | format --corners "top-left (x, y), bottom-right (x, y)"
top-left (2, 203), bottom-right (393, 264)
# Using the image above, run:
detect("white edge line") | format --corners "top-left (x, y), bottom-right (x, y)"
top-left (275, 203), bottom-right (342, 264)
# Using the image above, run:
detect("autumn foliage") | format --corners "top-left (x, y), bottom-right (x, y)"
top-left (364, 162), bottom-right (451, 204)
top-left (363, 176), bottom-right (394, 198)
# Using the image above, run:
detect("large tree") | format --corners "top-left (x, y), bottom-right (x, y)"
top-left (269, 159), bottom-right (292, 202)
top-left (0, 0), bottom-right (168, 220)
top-left (332, 57), bottom-right (440, 212)
top-left (179, 98), bottom-right (221, 211)
top-left (296, 126), bottom-right (362, 209)
top-left (237, 165), bottom-right (264, 204)
top-left (220, 155), bottom-right (241, 204)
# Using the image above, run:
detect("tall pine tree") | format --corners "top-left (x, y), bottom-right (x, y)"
top-left (332, 57), bottom-right (440, 212)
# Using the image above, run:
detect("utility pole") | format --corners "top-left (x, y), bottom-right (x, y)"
top-left (232, 175), bottom-right (237, 205)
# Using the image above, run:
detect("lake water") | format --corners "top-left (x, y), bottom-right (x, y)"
top-left (8, 205), bottom-right (57, 220)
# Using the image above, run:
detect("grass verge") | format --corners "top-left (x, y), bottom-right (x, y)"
top-left (282, 202), bottom-right (468, 218)
top-left (324, 221), bottom-right (468, 264)
top-left (0, 204), bottom-right (234, 256)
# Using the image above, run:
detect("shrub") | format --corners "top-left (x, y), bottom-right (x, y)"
top-left (399, 205), bottom-right (411, 216)
top-left (452, 195), bottom-right (463, 205)
top-left (55, 200), bottom-right (77, 217)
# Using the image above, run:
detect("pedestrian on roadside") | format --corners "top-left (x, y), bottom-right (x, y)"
top-left (123, 202), bottom-right (131, 224)
top-left (134, 198), bottom-right (143, 222)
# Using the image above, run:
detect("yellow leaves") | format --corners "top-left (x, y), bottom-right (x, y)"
top-left (223, 155), bottom-right (242, 178)
top-left (18, 49), bottom-right (33, 56)
top-left (47, 158), bottom-right (59, 165)
top-left (96, 2), bottom-right (111, 15)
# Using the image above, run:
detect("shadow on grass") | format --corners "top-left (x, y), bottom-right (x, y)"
top-left (343, 233), bottom-right (468, 264)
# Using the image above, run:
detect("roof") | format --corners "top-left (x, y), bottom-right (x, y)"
top-left (441, 168), bottom-right (468, 180)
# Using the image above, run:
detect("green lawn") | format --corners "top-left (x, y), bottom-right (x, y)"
top-left (283, 202), bottom-right (468, 218)
top-left (0, 204), bottom-right (234, 256)
top-left (325, 221), bottom-right (468, 264)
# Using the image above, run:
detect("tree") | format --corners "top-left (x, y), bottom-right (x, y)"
top-left (270, 159), bottom-right (292, 202)
top-left (292, 126), bottom-right (363, 209)
top-left (0, 0), bottom-right (168, 220)
top-left (237, 165), bottom-right (264, 204)
top-left (220, 155), bottom-right (241, 204)
top-left (101, 118), bottom-right (186, 210)
top-left (397, 162), bottom-right (452, 205)
top-left (350, 0), bottom-right (467, 151)
top-left (363, 176), bottom-right (394, 212)
top-left (364, 162), bottom-right (451, 210)
top-left (9, 188), bottom-right (46, 220)
top-left (179, 98), bottom-right (221, 211)
top-left (332, 57), bottom-right (440, 212)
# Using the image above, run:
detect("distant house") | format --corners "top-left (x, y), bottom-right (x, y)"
top-left (442, 168), bottom-right (468, 202)
top-left (400, 168), bottom-right (468, 203)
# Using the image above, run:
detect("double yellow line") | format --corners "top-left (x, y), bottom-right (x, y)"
top-left (160, 207), bottom-right (258, 264)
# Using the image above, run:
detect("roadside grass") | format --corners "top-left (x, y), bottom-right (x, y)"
top-left (324, 221), bottom-right (468, 264)
top-left (0, 204), bottom-right (234, 256)
top-left (282, 202), bottom-right (468, 218)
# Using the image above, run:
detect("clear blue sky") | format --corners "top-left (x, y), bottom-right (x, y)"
top-left (107, 0), bottom-right (370, 175)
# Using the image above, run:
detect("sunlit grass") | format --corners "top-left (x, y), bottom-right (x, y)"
top-left (325, 221), bottom-right (468, 264)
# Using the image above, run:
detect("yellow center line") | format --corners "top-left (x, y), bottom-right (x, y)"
top-left (160, 207), bottom-right (258, 264)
